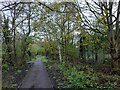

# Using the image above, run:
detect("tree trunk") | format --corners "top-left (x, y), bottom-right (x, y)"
top-left (107, 2), bottom-right (119, 73)
top-left (79, 36), bottom-right (84, 62)
top-left (58, 45), bottom-right (62, 62)
top-left (110, 45), bottom-right (119, 70)
top-left (95, 47), bottom-right (98, 63)
top-left (13, 3), bottom-right (17, 61)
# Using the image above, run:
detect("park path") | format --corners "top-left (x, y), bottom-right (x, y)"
top-left (20, 58), bottom-right (53, 89)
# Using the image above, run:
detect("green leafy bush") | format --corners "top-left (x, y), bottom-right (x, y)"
top-left (2, 63), bottom-right (9, 72)
top-left (41, 56), bottom-right (48, 63)
top-left (56, 62), bottom-right (119, 89)
top-left (57, 62), bottom-right (95, 88)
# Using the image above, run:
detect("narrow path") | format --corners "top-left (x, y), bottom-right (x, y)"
top-left (20, 58), bottom-right (53, 89)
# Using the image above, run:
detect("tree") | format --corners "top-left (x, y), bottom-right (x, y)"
top-left (32, 2), bottom-right (81, 62)
top-left (77, 0), bottom-right (120, 71)
top-left (1, 2), bottom-right (34, 67)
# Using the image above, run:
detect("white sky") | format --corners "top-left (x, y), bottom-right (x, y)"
top-left (0, 0), bottom-right (119, 3)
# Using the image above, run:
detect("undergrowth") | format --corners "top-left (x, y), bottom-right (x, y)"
top-left (46, 60), bottom-right (120, 89)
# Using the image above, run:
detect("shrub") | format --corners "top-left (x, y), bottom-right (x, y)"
top-left (56, 62), bottom-right (119, 89)
top-left (58, 62), bottom-right (95, 88)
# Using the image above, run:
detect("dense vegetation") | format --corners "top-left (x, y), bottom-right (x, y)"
top-left (45, 58), bottom-right (120, 89)
top-left (0, 0), bottom-right (120, 89)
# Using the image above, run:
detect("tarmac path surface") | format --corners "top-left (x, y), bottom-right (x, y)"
top-left (20, 58), bottom-right (53, 89)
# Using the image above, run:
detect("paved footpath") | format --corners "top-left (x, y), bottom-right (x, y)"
top-left (20, 58), bottom-right (53, 89)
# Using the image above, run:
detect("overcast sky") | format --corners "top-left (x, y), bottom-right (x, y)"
top-left (0, 0), bottom-right (119, 3)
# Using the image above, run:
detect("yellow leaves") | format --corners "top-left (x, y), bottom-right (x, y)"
top-left (76, 15), bottom-right (81, 20)
top-left (98, 16), bottom-right (101, 23)
top-left (104, 25), bottom-right (108, 30)
top-left (102, 15), bottom-right (106, 20)
top-left (33, 21), bottom-right (40, 32)
top-left (0, 29), bottom-right (2, 33)
top-left (43, 41), bottom-right (56, 51)
top-left (98, 15), bottom-right (106, 23)
top-left (83, 43), bottom-right (89, 46)
top-left (97, 16), bottom-right (108, 30)
top-left (104, 9), bottom-right (108, 14)
top-left (29, 44), bottom-right (40, 55)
